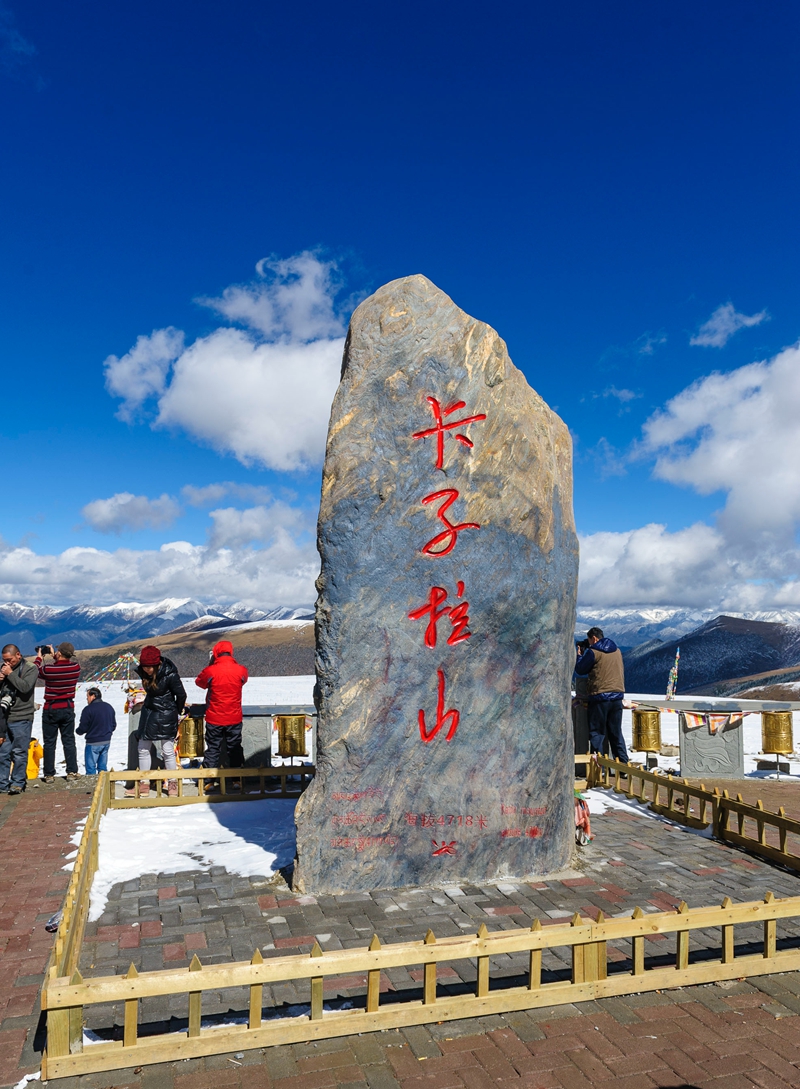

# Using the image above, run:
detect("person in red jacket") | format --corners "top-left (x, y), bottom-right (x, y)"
top-left (195, 641), bottom-right (248, 780)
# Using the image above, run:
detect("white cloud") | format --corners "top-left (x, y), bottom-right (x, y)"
top-left (640, 343), bottom-right (800, 537)
top-left (635, 331), bottom-right (667, 356)
top-left (582, 341), bottom-right (800, 610)
top-left (207, 502), bottom-right (309, 550)
top-left (199, 252), bottom-right (344, 341)
top-left (104, 327), bottom-right (185, 422)
top-left (181, 482), bottom-right (273, 507)
top-left (156, 328), bottom-right (343, 470)
top-left (104, 253), bottom-right (346, 470)
top-left (690, 302), bottom-right (769, 348)
top-left (0, 532), bottom-right (317, 609)
top-left (82, 493), bottom-right (181, 534)
top-left (603, 386), bottom-right (639, 404)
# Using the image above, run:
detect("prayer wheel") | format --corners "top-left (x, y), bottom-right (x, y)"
top-left (632, 709), bottom-right (661, 752)
top-left (761, 711), bottom-right (793, 755)
top-left (178, 715), bottom-right (205, 759)
top-left (276, 714), bottom-right (308, 758)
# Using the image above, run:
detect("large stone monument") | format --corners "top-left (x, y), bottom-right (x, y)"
top-left (294, 276), bottom-right (578, 892)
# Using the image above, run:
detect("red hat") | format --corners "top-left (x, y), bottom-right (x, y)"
top-left (139, 645), bottom-right (162, 667)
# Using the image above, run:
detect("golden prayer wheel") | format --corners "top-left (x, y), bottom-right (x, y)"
top-left (276, 714), bottom-right (308, 758)
top-left (761, 711), bottom-right (793, 755)
top-left (632, 709), bottom-right (661, 752)
top-left (178, 715), bottom-right (205, 759)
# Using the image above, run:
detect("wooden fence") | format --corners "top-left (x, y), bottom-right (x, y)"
top-left (106, 764), bottom-right (316, 808)
top-left (589, 755), bottom-right (800, 870)
top-left (41, 762), bottom-right (315, 1072)
top-left (42, 891), bottom-right (800, 1078)
top-left (42, 769), bottom-right (110, 1033)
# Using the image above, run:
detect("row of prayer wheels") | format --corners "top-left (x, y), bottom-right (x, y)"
top-left (631, 708), bottom-right (795, 755)
top-left (176, 713), bottom-right (310, 760)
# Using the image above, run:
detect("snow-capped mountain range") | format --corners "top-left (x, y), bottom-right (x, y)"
top-left (0, 598), bottom-right (314, 652)
top-left (576, 607), bottom-right (800, 648)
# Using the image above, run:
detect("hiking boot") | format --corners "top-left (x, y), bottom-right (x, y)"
top-left (43, 775), bottom-right (55, 784)
top-left (124, 781), bottom-right (151, 797)
top-left (204, 780), bottom-right (219, 794)
top-left (66, 772), bottom-right (80, 781)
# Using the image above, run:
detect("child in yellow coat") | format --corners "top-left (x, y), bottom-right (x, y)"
top-left (27, 738), bottom-right (44, 780)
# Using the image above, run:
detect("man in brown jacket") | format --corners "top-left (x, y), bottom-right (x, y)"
top-left (574, 626), bottom-right (628, 762)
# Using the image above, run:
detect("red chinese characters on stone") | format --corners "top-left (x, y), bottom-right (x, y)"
top-left (431, 840), bottom-right (457, 856)
top-left (413, 397), bottom-right (487, 470)
top-left (418, 669), bottom-right (460, 743)
top-left (420, 489), bottom-right (480, 557)
top-left (408, 581), bottom-right (471, 648)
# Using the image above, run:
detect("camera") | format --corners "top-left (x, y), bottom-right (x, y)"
top-left (36, 644), bottom-right (53, 656)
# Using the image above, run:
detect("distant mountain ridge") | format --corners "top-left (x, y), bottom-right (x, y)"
top-left (577, 606), bottom-right (800, 648)
top-left (0, 598), bottom-right (315, 652)
top-left (622, 614), bottom-right (800, 695)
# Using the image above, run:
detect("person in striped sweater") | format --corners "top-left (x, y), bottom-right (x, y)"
top-left (35, 642), bottom-right (82, 782)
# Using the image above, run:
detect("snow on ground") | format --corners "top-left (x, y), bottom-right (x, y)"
top-left (582, 787), bottom-right (712, 837)
top-left (84, 798), bottom-right (298, 921)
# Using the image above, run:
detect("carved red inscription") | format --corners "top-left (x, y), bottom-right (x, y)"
top-left (418, 669), bottom-right (460, 743)
top-left (408, 581), bottom-right (471, 647)
top-left (413, 397), bottom-right (487, 470)
top-left (431, 840), bottom-right (458, 856)
top-left (420, 489), bottom-right (480, 557)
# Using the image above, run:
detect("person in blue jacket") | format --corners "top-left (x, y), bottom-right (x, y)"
top-left (76, 687), bottom-right (117, 774)
top-left (574, 626), bottom-right (629, 762)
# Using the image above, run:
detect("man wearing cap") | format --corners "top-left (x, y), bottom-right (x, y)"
top-left (36, 643), bottom-right (82, 782)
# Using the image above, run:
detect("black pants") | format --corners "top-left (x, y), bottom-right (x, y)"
top-left (588, 699), bottom-right (628, 763)
top-left (203, 722), bottom-right (244, 770)
top-left (43, 707), bottom-right (78, 776)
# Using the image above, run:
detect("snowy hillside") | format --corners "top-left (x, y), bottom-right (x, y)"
top-left (577, 606), bottom-right (800, 648)
top-left (0, 598), bottom-right (314, 651)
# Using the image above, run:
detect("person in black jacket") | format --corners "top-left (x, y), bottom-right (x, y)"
top-left (77, 687), bottom-right (117, 774)
top-left (126, 645), bottom-right (186, 797)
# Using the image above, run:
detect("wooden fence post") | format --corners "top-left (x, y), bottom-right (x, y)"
top-left (476, 924), bottom-right (489, 998)
top-left (720, 898), bottom-right (734, 964)
top-left (529, 919), bottom-right (542, 990)
top-left (188, 955), bottom-right (202, 1037)
top-left (123, 963), bottom-right (138, 1047)
top-left (249, 949), bottom-right (263, 1029)
top-left (631, 907), bottom-right (644, 975)
top-left (571, 914), bottom-right (585, 984)
top-left (423, 930), bottom-right (437, 1005)
top-left (676, 902), bottom-right (689, 970)
top-left (366, 935), bottom-right (381, 1013)
top-left (68, 970), bottom-right (84, 1055)
top-left (310, 942), bottom-right (324, 1021)
top-left (764, 892), bottom-right (777, 958)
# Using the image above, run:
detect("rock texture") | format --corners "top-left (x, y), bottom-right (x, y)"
top-left (294, 275), bottom-right (578, 892)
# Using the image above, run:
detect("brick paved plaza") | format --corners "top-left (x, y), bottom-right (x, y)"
top-left (6, 779), bottom-right (800, 1089)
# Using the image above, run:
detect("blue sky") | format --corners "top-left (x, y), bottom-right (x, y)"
top-left (1, 0), bottom-right (799, 611)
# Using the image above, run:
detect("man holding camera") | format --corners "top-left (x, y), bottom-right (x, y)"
top-left (36, 643), bottom-right (82, 782)
top-left (0, 644), bottom-right (38, 794)
top-left (574, 626), bottom-right (629, 763)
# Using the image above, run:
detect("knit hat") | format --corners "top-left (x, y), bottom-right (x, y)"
top-left (57, 642), bottom-right (75, 658)
top-left (139, 645), bottom-right (162, 667)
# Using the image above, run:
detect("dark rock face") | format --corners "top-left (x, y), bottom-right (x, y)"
top-left (294, 276), bottom-right (578, 893)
